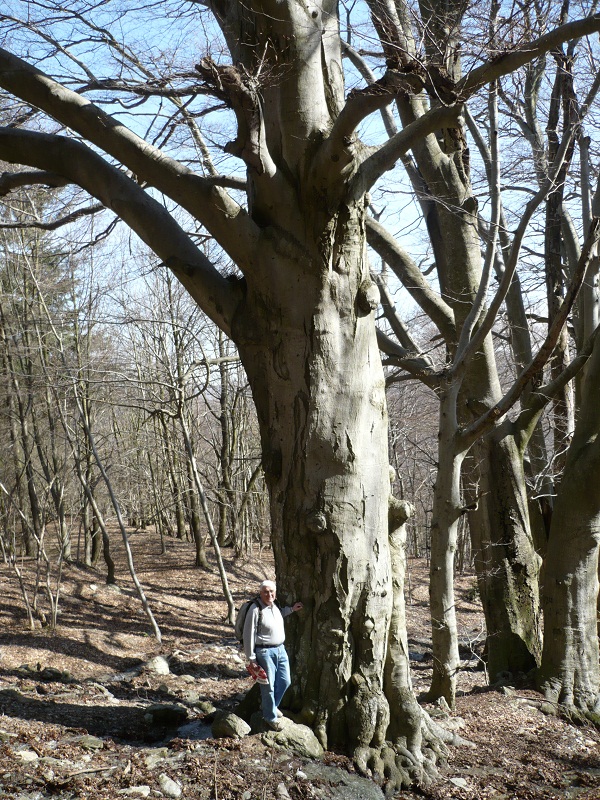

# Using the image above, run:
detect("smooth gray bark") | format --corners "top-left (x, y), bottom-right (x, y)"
top-left (538, 330), bottom-right (600, 719)
top-left (1, 2), bottom-right (600, 784)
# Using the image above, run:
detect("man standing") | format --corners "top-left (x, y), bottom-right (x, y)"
top-left (243, 580), bottom-right (303, 730)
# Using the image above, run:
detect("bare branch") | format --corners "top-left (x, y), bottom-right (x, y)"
top-left (515, 323), bottom-right (600, 441)
top-left (376, 329), bottom-right (439, 386)
top-left (355, 103), bottom-right (462, 192)
top-left (461, 217), bottom-right (600, 446)
top-left (0, 170), bottom-right (69, 195)
top-left (458, 13), bottom-right (600, 99)
top-left (453, 112), bottom-right (583, 379)
top-left (0, 47), bottom-right (260, 268)
top-left (0, 126), bottom-right (240, 336)
top-left (0, 203), bottom-right (105, 231)
top-left (354, 11), bottom-right (600, 192)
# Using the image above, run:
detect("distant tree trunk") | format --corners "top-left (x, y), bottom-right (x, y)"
top-left (71, 429), bottom-right (116, 584)
top-left (90, 514), bottom-right (103, 566)
top-left (468, 430), bottom-right (542, 680)
top-left (425, 382), bottom-right (464, 707)
top-left (15, 385), bottom-right (42, 556)
top-left (31, 383), bottom-right (70, 561)
top-left (217, 331), bottom-right (235, 546)
top-left (81, 445), bottom-right (101, 566)
top-left (184, 455), bottom-right (210, 569)
top-left (2, 369), bottom-right (31, 555)
top-left (178, 408), bottom-right (236, 624)
top-left (159, 415), bottom-right (187, 540)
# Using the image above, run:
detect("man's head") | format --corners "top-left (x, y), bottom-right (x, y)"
top-left (259, 580), bottom-right (276, 606)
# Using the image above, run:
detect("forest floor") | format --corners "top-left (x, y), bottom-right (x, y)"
top-left (0, 529), bottom-right (599, 800)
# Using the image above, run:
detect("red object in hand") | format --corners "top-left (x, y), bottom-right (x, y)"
top-left (246, 662), bottom-right (269, 684)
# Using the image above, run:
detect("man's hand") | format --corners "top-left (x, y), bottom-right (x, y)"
top-left (246, 661), bottom-right (268, 684)
top-left (292, 602), bottom-right (303, 612)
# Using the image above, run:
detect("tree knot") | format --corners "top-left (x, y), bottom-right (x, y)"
top-left (357, 279), bottom-right (379, 314)
top-left (306, 510), bottom-right (327, 533)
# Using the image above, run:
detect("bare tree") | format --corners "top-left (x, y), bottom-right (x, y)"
top-left (1, 0), bottom-right (600, 785)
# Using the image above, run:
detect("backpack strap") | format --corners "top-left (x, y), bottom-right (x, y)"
top-left (253, 597), bottom-right (263, 638)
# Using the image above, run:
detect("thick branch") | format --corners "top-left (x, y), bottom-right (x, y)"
top-left (375, 273), bottom-right (426, 355)
top-left (0, 47), bottom-right (260, 269)
top-left (459, 14), bottom-right (600, 98)
top-left (377, 329), bottom-right (438, 386)
top-left (328, 69), bottom-right (423, 152)
top-left (0, 170), bottom-right (69, 195)
top-left (341, 41), bottom-right (398, 137)
top-left (203, 175), bottom-right (247, 190)
top-left (195, 58), bottom-right (276, 177)
top-left (355, 103), bottom-right (462, 192)
top-left (0, 127), bottom-right (240, 336)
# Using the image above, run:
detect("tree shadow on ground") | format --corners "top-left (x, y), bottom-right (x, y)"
top-left (0, 687), bottom-right (170, 742)
top-left (0, 632), bottom-right (145, 673)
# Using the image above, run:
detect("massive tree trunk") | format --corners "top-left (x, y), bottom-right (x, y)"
top-left (538, 332), bottom-right (600, 720)
top-left (207, 1), bottom-right (447, 775)
top-left (235, 214), bottom-right (397, 757)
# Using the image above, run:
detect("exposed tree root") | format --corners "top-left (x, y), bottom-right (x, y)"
top-left (349, 696), bottom-right (475, 794)
top-left (352, 739), bottom-right (438, 794)
top-left (540, 683), bottom-right (600, 728)
top-left (238, 668), bottom-right (475, 792)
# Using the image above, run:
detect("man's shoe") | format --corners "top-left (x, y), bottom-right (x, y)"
top-left (265, 719), bottom-right (283, 731)
top-left (276, 709), bottom-right (283, 718)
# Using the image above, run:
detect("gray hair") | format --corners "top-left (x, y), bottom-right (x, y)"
top-left (260, 580), bottom-right (276, 591)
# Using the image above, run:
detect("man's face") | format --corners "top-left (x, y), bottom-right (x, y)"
top-left (260, 585), bottom-right (276, 605)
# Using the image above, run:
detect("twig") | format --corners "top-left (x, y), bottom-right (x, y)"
top-left (213, 750), bottom-right (219, 800)
top-left (261, 749), bottom-right (275, 800)
top-left (67, 765), bottom-right (119, 777)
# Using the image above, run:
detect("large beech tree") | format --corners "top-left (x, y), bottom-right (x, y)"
top-left (2, 0), bottom-right (600, 787)
top-left (539, 328), bottom-right (600, 721)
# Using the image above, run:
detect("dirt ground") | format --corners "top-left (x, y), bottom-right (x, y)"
top-left (0, 529), bottom-right (599, 800)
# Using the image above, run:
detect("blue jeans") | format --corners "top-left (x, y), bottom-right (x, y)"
top-left (255, 644), bottom-right (290, 723)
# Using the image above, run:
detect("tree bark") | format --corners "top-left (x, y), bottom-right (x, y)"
top-left (467, 430), bottom-right (542, 680)
top-left (237, 232), bottom-right (392, 751)
top-left (538, 330), bottom-right (600, 720)
top-left (425, 384), bottom-right (464, 707)
top-left (232, 211), bottom-right (437, 783)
